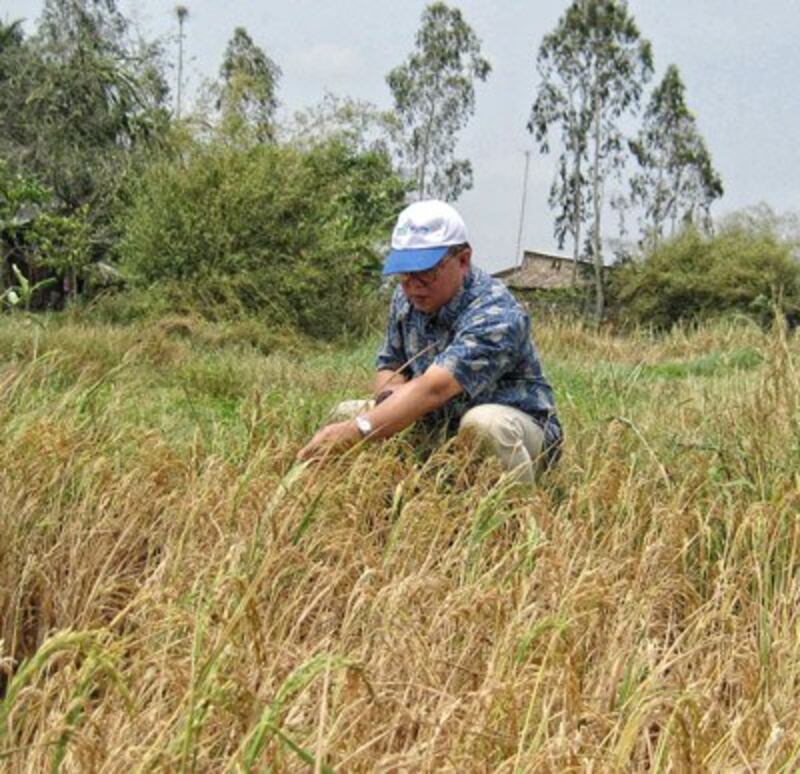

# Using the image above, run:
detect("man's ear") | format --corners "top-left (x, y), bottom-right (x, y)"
top-left (459, 246), bottom-right (472, 270)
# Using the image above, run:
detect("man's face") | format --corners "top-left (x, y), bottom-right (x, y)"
top-left (399, 246), bottom-right (471, 314)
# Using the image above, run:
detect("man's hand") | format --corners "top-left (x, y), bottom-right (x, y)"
top-left (298, 365), bottom-right (462, 462)
top-left (297, 420), bottom-right (361, 461)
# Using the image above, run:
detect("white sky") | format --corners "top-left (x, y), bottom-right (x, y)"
top-left (4, 0), bottom-right (799, 273)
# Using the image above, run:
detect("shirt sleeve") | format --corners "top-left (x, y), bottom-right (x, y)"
top-left (433, 302), bottom-right (527, 398)
top-left (375, 286), bottom-right (408, 372)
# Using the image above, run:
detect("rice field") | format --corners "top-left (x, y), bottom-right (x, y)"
top-left (1, 312), bottom-right (799, 771)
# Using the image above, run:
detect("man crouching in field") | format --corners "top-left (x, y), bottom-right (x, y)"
top-left (298, 199), bottom-right (562, 484)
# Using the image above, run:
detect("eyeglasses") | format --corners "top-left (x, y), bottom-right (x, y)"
top-left (399, 250), bottom-right (460, 287)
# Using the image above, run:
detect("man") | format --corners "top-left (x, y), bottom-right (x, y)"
top-left (298, 199), bottom-right (562, 483)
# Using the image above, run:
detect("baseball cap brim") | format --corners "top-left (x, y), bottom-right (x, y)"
top-left (382, 246), bottom-right (449, 276)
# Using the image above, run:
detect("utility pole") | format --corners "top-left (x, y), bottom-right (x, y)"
top-left (514, 149), bottom-right (531, 268)
top-left (175, 5), bottom-right (189, 119)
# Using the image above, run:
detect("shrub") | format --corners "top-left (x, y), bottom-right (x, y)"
top-left (610, 224), bottom-right (800, 329)
top-left (1, 162), bottom-right (95, 308)
top-left (115, 139), bottom-right (407, 338)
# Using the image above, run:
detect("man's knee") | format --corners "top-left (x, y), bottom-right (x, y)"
top-left (459, 404), bottom-right (521, 446)
top-left (458, 404), bottom-right (546, 465)
top-left (458, 405), bottom-right (507, 440)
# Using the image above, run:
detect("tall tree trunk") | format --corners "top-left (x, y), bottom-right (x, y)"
top-left (670, 168), bottom-right (684, 236)
top-left (571, 133), bottom-right (582, 287)
top-left (591, 99), bottom-right (605, 322)
top-left (653, 159), bottom-right (665, 247)
top-left (418, 83), bottom-right (440, 198)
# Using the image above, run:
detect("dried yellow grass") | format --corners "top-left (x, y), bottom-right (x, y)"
top-left (1, 314), bottom-right (799, 771)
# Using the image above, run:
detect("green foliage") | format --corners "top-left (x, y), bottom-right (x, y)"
top-left (0, 162), bottom-right (48, 296)
top-left (29, 207), bottom-right (93, 300)
top-left (0, 0), bottom-right (169, 260)
top-left (719, 203), bottom-right (800, 248)
top-left (529, 8), bottom-right (593, 259)
top-left (215, 26), bottom-right (281, 144)
top-left (0, 161), bottom-right (44, 306)
top-left (386, 1), bottom-right (491, 201)
top-left (629, 64), bottom-right (723, 245)
top-left (0, 162), bottom-right (99, 307)
top-left (610, 224), bottom-right (800, 328)
top-left (1, 263), bottom-right (57, 310)
top-left (0, 159), bottom-right (48, 226)
top-left (116, 139), bottom-right (407, 337)
top-left (285, 93), bottom-right (399, 159)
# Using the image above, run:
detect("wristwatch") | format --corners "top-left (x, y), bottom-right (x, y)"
top-left (354, 415), bottom-right (373, 437)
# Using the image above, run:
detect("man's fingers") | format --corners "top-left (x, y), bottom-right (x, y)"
top-left (297, 426), bottom-right (337, 461)
top-left (297, 421), bottom-right (360, 462)
top-left (297, 443), bottom-right (323, 462)
top-left (297, 435), bottom-right (325, 461)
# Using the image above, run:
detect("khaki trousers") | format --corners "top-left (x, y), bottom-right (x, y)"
top-left (331, 400), bottom-right (546, 485)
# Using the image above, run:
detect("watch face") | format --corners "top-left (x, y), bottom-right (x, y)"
top-left (355, 415), bottom-right (372, 436)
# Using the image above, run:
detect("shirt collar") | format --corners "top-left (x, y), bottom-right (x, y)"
top-left (433, 267), bottom-right (476, 327)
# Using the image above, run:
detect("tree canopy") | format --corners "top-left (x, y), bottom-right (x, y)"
top-left (216, 26), bottom-right (281, 143)
top-left (629, 64), bottom-right (723, 246)
top-left (116, 139), bottom-right (407, 336)
top-left (0, 0), bottom-right (169, 213)
top-left (387, 2), bottom-right (491, 201)
top-left (611, 223), bottom-right (800, 329)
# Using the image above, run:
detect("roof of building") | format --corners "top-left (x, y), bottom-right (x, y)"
top-left (493, 250), bottom-right (592, 278)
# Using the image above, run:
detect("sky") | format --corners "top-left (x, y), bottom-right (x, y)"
top-left (3, 0), bottom-right (799, 273)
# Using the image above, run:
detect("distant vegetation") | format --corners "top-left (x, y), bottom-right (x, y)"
top-left (4, 0), bottom-right (795, 332)
top-left (610, 220), bottom-right (800, 329)
top-left (1, 0), bottom-right (494, 333)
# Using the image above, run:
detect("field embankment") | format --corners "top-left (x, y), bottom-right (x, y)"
top-left (1, 314), bottom-right (799, 771)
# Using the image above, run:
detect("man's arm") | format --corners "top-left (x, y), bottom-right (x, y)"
top-left (373, 368), bottom-right (408, 401)
top-left (364, 365), bottom-right (461, 437)
top-left (297, 365), bottom-right (462, 460)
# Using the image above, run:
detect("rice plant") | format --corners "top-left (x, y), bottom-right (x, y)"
top-left (1, 313), bottom-right (799, 770)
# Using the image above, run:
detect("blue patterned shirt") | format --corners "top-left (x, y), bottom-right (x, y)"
top-left (375, 267), bottom-right (562, 462)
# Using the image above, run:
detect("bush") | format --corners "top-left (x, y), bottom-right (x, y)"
top-left (115, 139), bottom-right (407, 338)
top-left (1, 162), bottom-right (96, 309)
top-left (609, 225), bottom-right (800, 329)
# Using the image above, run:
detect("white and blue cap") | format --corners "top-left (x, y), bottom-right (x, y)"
top-left (383, 200), bottom-right (468, 276)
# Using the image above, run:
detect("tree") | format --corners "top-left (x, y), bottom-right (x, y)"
top-left (528, 16), bottom-right (592, 286)
top-left (0, 161), bottom-right (92, 307)
top-left (0, 19), bottom-right (30, 160)
top-left (386, 2), bottom-right (490, 201)
top-left (0, 0), bottom-right (169, 211)
top-left (0, 159), bottom-right (48, 297)
top-left (216, 26), bottom-right (281, 143)
top-left (720, 203), bottom-right (800, 251)
top-left (0, 18), bottom-right (24, 62)
top-left (0, 1), bottom-right (169, 308)
top-left (529, 0), bottom-right (653, 319)
top-left (629, 64), bottom-right (723, 247)
top-left (0, 0), bottom-right (170, 289)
